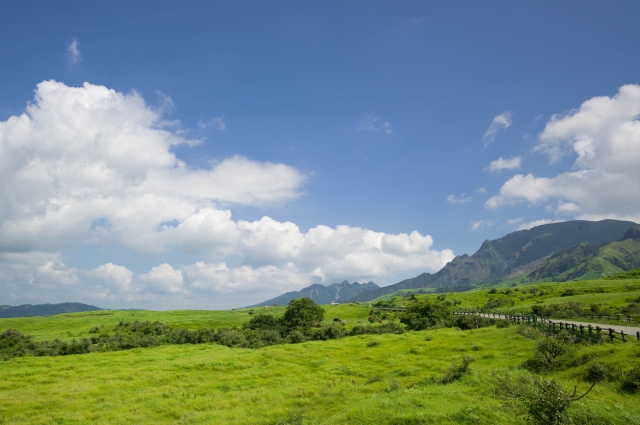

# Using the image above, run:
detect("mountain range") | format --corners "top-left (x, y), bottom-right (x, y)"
top-left (247, 280), bottom-right (379, 308)
top-left (345, 219), bottom-right (638, 302)
top-left (0, 302), bottom-right (102, 318)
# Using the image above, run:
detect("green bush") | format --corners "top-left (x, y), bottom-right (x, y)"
top-left (620, 364), bottom-right (640, 393)
top-left (283, 298), bottom-right (325, 328)
top-left (523, 331), bottom-right (576, 372)
top-left (399, 300), bottom-right (449, 331)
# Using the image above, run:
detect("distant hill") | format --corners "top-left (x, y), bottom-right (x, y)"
top-left (0, 302), bottom-right (102, 318)
top-left (516, 224), bottom-right (640, 283)
top-left (349, 219), bottom-right (636, 302)
top-left (0, 305), bottom-right (11, 312)
top-left (247, 281), bottom-right (379, 308)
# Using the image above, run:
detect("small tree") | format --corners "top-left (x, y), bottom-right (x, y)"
top-left (524, 331), bottom-right (575, 372)
top-left (400, 300), bottom-right (449, 330)
top-left (526, 377), bottom-right (603, 425)
top-left (283, 298), bottom-right (324, 328)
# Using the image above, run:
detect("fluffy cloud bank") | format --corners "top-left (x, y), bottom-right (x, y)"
top-left (487, 85), bottom-right (640, 223)
top-left (0, 81), bottom-right (453, 308)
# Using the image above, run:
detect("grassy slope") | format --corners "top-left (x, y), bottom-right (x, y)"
top-left (372, 278), bottom-right (640, 317)
top-left (517, 238), bottom-right (640, 284)
top-left (0, 304), bottom-right (372, 342)
top-left (1, 326), bottom-right (639, 424)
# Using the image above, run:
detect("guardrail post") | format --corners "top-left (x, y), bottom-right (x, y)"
top-left (608, 328), bottom-right (614, 342)
top-left (636, 331), bottom-right (639, 341)
top-left (621, 331), bottom-right (626, 342)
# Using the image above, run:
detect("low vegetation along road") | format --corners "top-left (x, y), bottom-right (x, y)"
top-left (459, 311), bottom-right (640, 335)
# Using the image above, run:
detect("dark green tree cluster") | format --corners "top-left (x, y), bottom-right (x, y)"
top-left (399, 300), bottom-right (450, 330)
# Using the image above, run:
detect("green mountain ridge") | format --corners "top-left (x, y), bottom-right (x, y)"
top-left (349, 219), bottom-right (636, 302)
top-left (246, 281), bottom-right (379, 308)
top-left (604, 266), bottom-right (640, 280)
top-left (513, 224), bottom-right (640, 283)
top-left (0, 302), bottom-right (102, 318)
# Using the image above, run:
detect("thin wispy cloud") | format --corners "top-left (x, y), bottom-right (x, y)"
top-left (447, 193), bottom-right (472, 204)
top-left (517, 219), bottom-right (564, 231)
top-left (483, 111), bottom-right (512, 145)
top-left (470, 220), bottom-right (494, 230)
top-left (67, 38), bottom-right (81, 64)
top-left (484, 156), bottom-right (521, 172)
top-left (356, 116), bottom-right (392, 135)
top-left (199, 116), bottom-right (226, 131)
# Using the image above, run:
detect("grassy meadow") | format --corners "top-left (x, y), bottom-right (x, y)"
top-left (1, 324), bottom-right (639, 424)
top-left (373, 277), bottom-right (640, 320)
top-left (0, 292), bottom-right (640, 425)
top-left (2, 277), bottom-right (640, 424)
top-left (0, 304), bottom-right (372, 343)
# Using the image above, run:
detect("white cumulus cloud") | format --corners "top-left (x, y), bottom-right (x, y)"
top-left (486, 85), bottom-right (640, 223)
top-left (0, 81), bottom-right (454, 308)
top-left (484, 156), bottom-right (521, 172)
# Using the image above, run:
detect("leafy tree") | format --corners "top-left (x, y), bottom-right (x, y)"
top-left (283, 298), bottom-right (324, 328)
top-left (400, 300), bottom-right (449, 330)
top-left (243, 314), bottom-right (284, 332)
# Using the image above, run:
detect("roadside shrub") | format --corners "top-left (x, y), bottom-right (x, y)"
top-left (451, 314), bottom-right (495, 330)
top-left (366, 340), bottom-right (380, 347)
top-left (620, 364), bottom-right (640, 393)
top-left (584, 361), bottom-right (609, 384)
top-left (526, 378), bottom-right (574, 425)
top-left (495, 319), bottom-right (511, 328)
top-left (523, 331), bottom-right (576, 372)
top-left (400, 300), bottom-right (449, 330)
top-left (622, 303), bottom-right (640, 315)
top-left (525, 377), bottom-right (602, 425)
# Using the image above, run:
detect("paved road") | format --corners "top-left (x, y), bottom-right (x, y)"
top-left (459, 312), bottom-right (640, 335)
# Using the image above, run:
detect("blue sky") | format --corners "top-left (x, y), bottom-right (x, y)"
top-left (1, 1), bottom-right (639, 308)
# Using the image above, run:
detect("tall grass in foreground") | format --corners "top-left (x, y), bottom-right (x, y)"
top-left (1, 326), bottom-right (639, 424)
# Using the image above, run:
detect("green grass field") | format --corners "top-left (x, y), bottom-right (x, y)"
top-left (1, 324), bottom-right (639, 424)
top-left (0, 304), bottom-right (372, 343)
top-left (2, 277), bottom-right (640, 424)
top-left (372, 277), bottom-right (640, 320)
